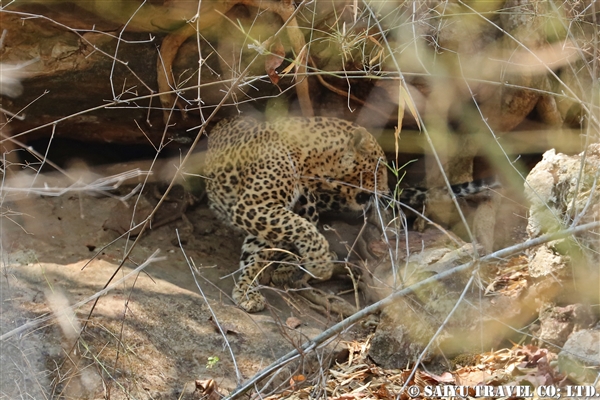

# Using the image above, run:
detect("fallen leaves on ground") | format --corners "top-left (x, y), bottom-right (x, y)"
top-left (261, 337), bottom-right (568, 400)
top-left (485, 256), bottom-right (529, 297)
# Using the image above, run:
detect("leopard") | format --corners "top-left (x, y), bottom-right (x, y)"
top-left (205, 116), bottom-right (390, 312)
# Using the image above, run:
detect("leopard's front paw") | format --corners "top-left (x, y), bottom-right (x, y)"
top-left (307, 261), bottom-right (335, 281)
top-left (232, 286), bottom-right (266, 313)
top-left (271, 264), bottom-right (302, 286)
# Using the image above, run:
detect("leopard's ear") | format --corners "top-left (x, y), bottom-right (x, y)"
top-left (350, 127), bottom-right (376, 155)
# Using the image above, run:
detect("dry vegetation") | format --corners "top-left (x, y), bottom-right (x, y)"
top-left (1, 0), bottom-right (599, 399)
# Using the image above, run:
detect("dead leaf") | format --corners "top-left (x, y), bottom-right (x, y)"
top-left (286, 316), bottom-right (302, 329)
top-left (266, 39), bottom-right (285, 85)
top-left (417, 370), bottom-right (455, 385)
top-left (290, 374), bottom-right (306, 389)
top-left (194, 379), bottom-right (220, 400)
top-left (367, 35), bottom-right (384, 66)
top-left (281, 44), bottom-right (307, 77)
top-left (375, 383), bottom-right (392, 399)
top-left (399, 83), bottom-right (420, 130)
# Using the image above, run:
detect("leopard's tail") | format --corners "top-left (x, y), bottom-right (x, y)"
top-left (398, 176), bottom-right (502, 209)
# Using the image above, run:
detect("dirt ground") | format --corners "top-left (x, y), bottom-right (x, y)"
top-left (0, 149), bottom-right (536, 400)
top-left (1, 184), bottom-right (371, 399)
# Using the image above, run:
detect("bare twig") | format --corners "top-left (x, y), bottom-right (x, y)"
top-left (2, 169), bottom-right (149, 198)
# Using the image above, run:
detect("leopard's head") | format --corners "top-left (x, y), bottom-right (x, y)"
top-left (315, 127), bottom-right (389, 212)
